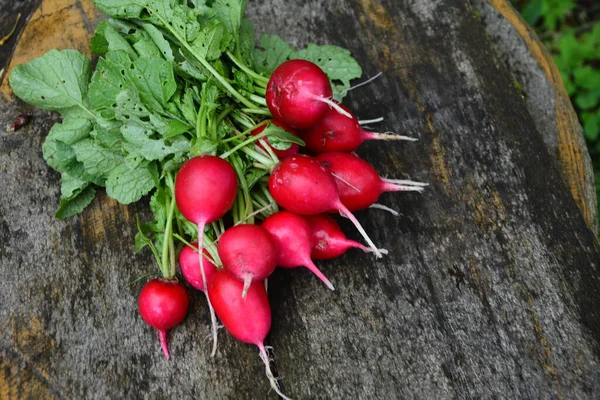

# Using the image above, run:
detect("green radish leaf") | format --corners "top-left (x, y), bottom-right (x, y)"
top-left (55, 184), bottom-right (96, 219)
top-left (105, 162), bottom-right (156, 204)
top-left (88, 50), bottom-right (132, 116)
top-left (164, 119), bottom-right (191, 138)
top-left (104, 22), bottom-right (138, 60)
top-left (238, 18), bottom-right (256, 66)
top-left (245, 169), bottom-right (268, 190)
top-left (190, 20), bottom-right (233, 61)
top-left (213, 0), bottom-right (248, 38)
top-left (9, 49), bottom-right (93, 114)
top-left (254, 34), bottom-right (293, 74)
top-left (140, 22), bottom-right (175, 62)
top-left (127, 57), bottom-right (177, 111)
top-left (42, 118), bottom-right (93, 173)
top-left (291, 44), bottom-right (363, 101)
top-left (121, 124), bottom-right (190, 161)
top-left (262, 122), bottom-right (305, 150)
top-left (72, 138), bottom-right (124, 183)
top-left (90, 20), bottom-right (110, 55)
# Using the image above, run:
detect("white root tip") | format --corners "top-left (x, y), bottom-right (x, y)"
top-left (316, 96), bottom-right (352, 118)
top-left (369, 203), bottom-right (400, 216)
top-left (259, 345), bottom-right (292, 400)
top-left (382, 178), bottom-right (429, 187)
top-left (337, 204), bottom-right (384, 259)
top-left (242, 278), bottom-right (251, 299)
top-left (205, 290), bottom-right (219, 358)
top-left (358, 117), bottom-right (384, 125)
top-left (341, 71), bottom-right (383, 95)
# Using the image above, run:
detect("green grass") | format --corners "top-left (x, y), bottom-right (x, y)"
top-left (512, 0), bottom-right (600, 215)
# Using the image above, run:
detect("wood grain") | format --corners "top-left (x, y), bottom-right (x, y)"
top-left (1, 0), bottom-right (599, 399)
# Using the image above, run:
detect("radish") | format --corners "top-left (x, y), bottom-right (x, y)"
top-left (208, 271), bottom-right (291, 400)
top-left (217, 224), bottom-right (277, 298)
top-left (303, 103), bottom-right (416, 153)
top-left (316, 152), bottom-right (427, 211)
top-left (305, 214), bottom-right (388, 260)
top-left (175, 155), bottom-right (238, 356)
top-left (268, 154), bottom-right (384, 258)
top-left (251, 120), bottom-right (300, 160)
top-left (262, 210), bottom-right (334, 290)
top-left (179, 243), bottom-right (221, 356)
top-left (138, 278), bottom-right (189, 360)
top-left (266, 59), bottom-right (350, 129)
top-left (179, 244), bottom-right (219, 292)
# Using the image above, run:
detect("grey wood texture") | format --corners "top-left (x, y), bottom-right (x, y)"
top-left (1, 0), bottom-right (599, 399)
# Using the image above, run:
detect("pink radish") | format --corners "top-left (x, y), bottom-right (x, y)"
top-left (178, 243), bottom-right (221, 356)
top-left (251, 120), bottom-right (300, 159)
top-left (268, 154), bottom-right (384, 258)
top-left (305, 214), bottom-right (387, 260)
top-left (217, 224), bottom-right (277, 298)
top-left (138, 278), bottom-right (189, 360)
top-left (175, 155), bottom-right (238, 356)
top-left (179, 244), bottom-right (219, 292)
top-left (303, 103), bottom-right (416, 153)
top-left (266, 59), bottom-right (350, 129)
top-left (316, 152), bottom-right (426, 211)
top-left (262, 211), bottom-right (334, 290)
top-left (208, 271), bottom-right (291, 400)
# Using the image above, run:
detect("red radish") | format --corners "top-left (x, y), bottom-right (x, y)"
top-left (179, 243), bottom-right (221, 356)
top-left (138, 278), bottom-right (189, 360)
top-left (251, 120), bottom-right (300, 159)
top-left (218, 224), bottom-right (277, 298)
top-left (266, 59), bottom-right (350, 129)
top-left (179, 244), bottom-right (219, 292)
top-left (175, 155), bottom-right (238, 357)
top-left (316, 152), bottom-right (426, 211)
top-left (268, 154), bottom-right (384, 258)
top-left (262, 211), bottom-right (334, 290)
top-left (208, 271), bottom-right (290, 400)
top-left (303, 103), bottom-right (416, 153)
top-left (305, 214), bottom-right (388, 260)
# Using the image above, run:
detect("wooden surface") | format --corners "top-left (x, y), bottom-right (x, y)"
top-left (1, 0), bottom-right (600, 399)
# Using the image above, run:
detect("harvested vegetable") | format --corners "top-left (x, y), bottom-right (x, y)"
top-left (8, 0), bottom-right (424, 397)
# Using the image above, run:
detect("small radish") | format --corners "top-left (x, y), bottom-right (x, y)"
top-left (175, 155), bottom-right (238, 356)
top-left (138, 278), bottom-right (189, 360)
top-left (217, 224), bottom-right (277, 298)
top-left (262, 211), bottom-right (334, 290)
top-left (208, 271), bottom-right (291, 400)
top-left (305, 214), bottom-right (388, 260)
top-left (266, 59), bottom-right (350, 129)
top-left (316, 152), bottom-right (427, 211)
top-left (268, 154), bottom-right (384, 258)
top-left (303, 103), bottom-right (416, 153)
top-left (251, 120), bottom-right (300, 159)
top-left (179, 244), bottom-right (219, 292)
top-left (179, 243), bottom-right (221, 356)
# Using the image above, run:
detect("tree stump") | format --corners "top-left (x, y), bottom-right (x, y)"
top-left (1, 0), bottom-right (599, 398)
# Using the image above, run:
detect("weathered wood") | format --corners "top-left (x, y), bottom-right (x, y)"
top-left (1, 0), bottom-right (600, 399)
top-left (473, 0), bottom-right (598, 234)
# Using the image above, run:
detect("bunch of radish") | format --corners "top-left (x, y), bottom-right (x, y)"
top-left (137, 59), bottom-right (425, 399)
top-left (7, 0), bottom-right (427, 394)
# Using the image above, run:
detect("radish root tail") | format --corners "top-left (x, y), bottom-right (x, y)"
top-left (159, 330), bottom-right (170, 360)
top-left (198, 223), bottom-right (219, 357)
top-left (258, 344), bottom-right (292, 400)
top-left (337, 203), bottom-right (384, 259)
top-left (314, 96), bottom-right (352, 118)
top-left (369, 203), bottom-right (400, 216)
